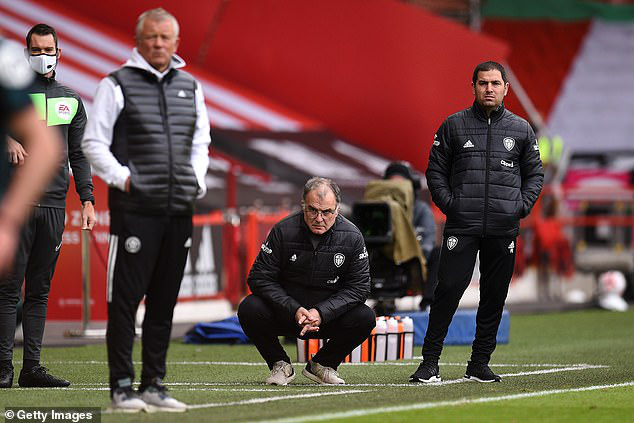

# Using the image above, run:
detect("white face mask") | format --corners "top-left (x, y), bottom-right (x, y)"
top-left (29, 54), bottom-right (57, 74)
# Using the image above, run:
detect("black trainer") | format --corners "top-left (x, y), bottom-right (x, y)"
top-left (18, 366), bottom-right (71, 387)
top-left (464, 361), bottom-right (501, 383)
top-left (409, 361), bottom-right (441, 383)
top-left (0, 365), bottom-right (13, 388)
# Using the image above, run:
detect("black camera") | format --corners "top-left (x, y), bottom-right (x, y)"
top-left (352, 202), bottom-right (409, 300)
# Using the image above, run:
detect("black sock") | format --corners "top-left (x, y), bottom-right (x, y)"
top-left (23, 359), bottom-right (39, 371)
top-left (0, 359), bottom-right (12, 369)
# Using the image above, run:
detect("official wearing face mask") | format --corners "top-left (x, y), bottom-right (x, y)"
top-left (27, 48), bottom-right (59, 75)
top-left (0, 23), bottom-right (95, 389)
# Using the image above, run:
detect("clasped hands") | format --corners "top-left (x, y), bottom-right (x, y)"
top-left (295, 307), bottom-right (321, 337)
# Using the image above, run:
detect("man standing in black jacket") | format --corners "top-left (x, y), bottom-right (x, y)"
top-left (0, 36), bottom-right (60, 276)
top-left (409, 61), bottom-right (543, 384)
top-left (0, 24), bottom-right (95, 389)
top-left (82, 8), bottom-right (210, 412)
top-left (238, 177), bottom-right (375, 386)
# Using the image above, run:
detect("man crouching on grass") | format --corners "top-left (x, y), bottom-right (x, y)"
top-left (238, 177), bottom-right (375, 385)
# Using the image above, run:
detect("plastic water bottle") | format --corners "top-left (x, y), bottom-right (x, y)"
top-left (375, 318), bottom-right (387, 362)
top-left (351, 343), bottom-right (362, 362)
top-left (402, 316), bottom-right (414, 359)
top-left (296, 339), bottom-right (306, 363)
top-left (386, 318), bottom-right (399, 361)
top-left (362, 329), bottom-right (374, 362)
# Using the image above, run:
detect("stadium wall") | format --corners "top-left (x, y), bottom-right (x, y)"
top-left (39, 0), bottom-right (508, 170)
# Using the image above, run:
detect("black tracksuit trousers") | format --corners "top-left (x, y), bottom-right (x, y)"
top-left (106, 211), bottom-right (192, 391)
top-left (0, 207), bottom-right (65, 364)
top-left (422, 235), bottom-right (516, 365)
top-left (238, 294), bottom-right (376, 370)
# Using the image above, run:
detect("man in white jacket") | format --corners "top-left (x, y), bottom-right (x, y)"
top-left (82, 8), bottom-right (211, 412)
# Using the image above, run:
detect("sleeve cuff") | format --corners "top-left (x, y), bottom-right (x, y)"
top-left (196, 181), bottom-right (207, 199)
top-left (112, 166), bottom-right (130, 191)
top-left (314, 305), bottom-right (329, 324)
top-left (287, 299), bottom-right (302, 317)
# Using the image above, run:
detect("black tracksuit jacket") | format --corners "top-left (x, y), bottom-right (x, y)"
top-left (26, 73), bottom-right (94, 207)
top-left (426, 102), bottom-right (543, 238)
top-left (247, 211), bottom-right (370, 324)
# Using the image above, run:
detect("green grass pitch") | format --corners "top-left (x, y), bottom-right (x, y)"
top-left (1, 308), bottom-right (633, 422)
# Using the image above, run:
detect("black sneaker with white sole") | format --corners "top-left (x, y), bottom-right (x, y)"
top-left (409, 361), bottom-right (441, 383)
top-left (464, 361), bottom-right (501, 383)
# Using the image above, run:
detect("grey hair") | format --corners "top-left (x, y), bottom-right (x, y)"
top-left (302, 177), bottom-right (341, 205)
top-left (136, 8), bottom-right (180, 39)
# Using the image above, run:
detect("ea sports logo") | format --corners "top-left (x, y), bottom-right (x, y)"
top-left (56, 101), bottom-right (71, 120)
top-left (447, 236), bottom-right (458, 250)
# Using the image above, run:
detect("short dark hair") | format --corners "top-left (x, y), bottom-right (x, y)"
top-left (26, 23), bottom-right (58, 50)
top-left (472, 61), bottom-right (507, 85)
top-left (302, 177), bottom-right (341, 205)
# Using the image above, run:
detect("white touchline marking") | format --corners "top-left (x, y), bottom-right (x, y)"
top-left (187, 390), bottom-right (367, 410)
top-left (68, 364), bottom-right (608, 389)
top-left (10, 387), bottom-right (110, 391)
top-left (42, 361), bottom-right (108, 365)
top-left (181, 388), bottom-right (292, 392)
top-left (262, 382), bottom-right (634, 423)
top-left (412, 359), bottom-right (604, 368)
top-left (10, 387), bottom-right (300, 392)
top-left (335, 362), bottom-right (607, 368)
top-left (499, 366), bottom-right (609, 377)
top-left (421, 364), bottom-right (608, 387)
top-left (43, 360), bottom-right (608, 368)
top-left (199, 388), bottom-right (291, 392)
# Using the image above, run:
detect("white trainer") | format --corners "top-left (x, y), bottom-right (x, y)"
top-left (266, 361), bottom-right (296, 386)
top-left (140, 383), bottom-right (187, 412)
top-left (302, 360), bottom-right (345, 385)
top-left (111, 387), bottom-right (148, 413)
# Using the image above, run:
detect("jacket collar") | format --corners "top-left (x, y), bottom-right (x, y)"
top-left (123, 48), bottom-right (186, 81)
top-left (34, 71), bottom-right (56, 86)
top-left (472, 100), bottom-right (505, 122)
